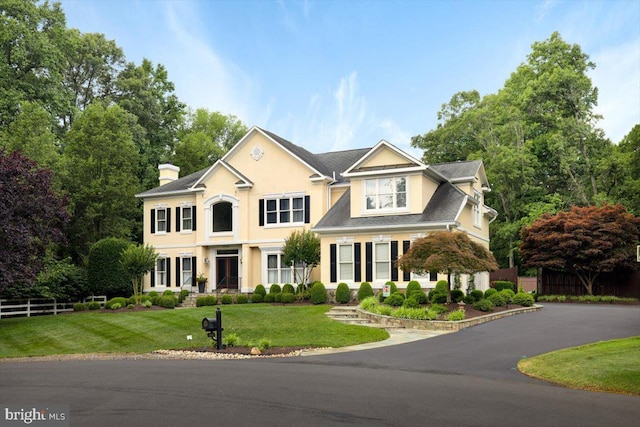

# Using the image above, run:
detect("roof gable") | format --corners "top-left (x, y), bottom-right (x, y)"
top-left (342, 140), bottom-right (427, 177)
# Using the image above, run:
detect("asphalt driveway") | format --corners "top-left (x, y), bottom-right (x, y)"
top-left (1, 304), bottom-right (639, 426)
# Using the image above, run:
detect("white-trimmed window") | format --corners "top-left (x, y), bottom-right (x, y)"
top-left (374, 242), bottom-right (390, 280)
top-left (156, 208), bottom-right (167, 233)
top-left (266, 196), bottom-right (304, 225)
top-left (212, 202), bottom-right (233, 232)
top-left (181, 258), bottom-right (192, 288)
top-left (365, 177), bottom-right (407, 211)
top-left (155, 258), bottom-right (167, 287)
top-left (473, 190), bottom-right (482, 228)
top-left (181, 206), bottom-right (193, 231)
top-left (267, 253), bottom-right (292, 284)
top-left (338, 244), bottom-right (354, 281)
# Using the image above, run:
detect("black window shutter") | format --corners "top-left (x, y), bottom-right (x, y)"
top-left (175, 207), bottom-right (181, 232)
top-left (166, 258), bottom-right (172, 287)
top-left (192, 206), bottom-right (197, 231)
top-left (365, 242), bottom-right (373, 282)
top-left (330, 244), bottom-right (337, 283)
top-left (166, 208), bottom-right (171, 232)
top-left (391, 241), bottom-right (398, 282)
top-left (191, 257), bottom-right (197, 287)
top-left (151, 209), bottom-right (156, 234)
top-left (354, 243), bottom-right (362, 283)
top-left (259, 199), bottom-right (264, 226)
top-left (150, 267), bottom-right (155, 287)
top-left (175, 257), bottom-right (181, 288)
top-left (304, 195), bottom-right (311, 224)
top-left (402, 240), bottom-right (411, 282)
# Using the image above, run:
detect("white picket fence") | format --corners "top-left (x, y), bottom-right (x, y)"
top-left (0, 296), bottom-right (107, 319)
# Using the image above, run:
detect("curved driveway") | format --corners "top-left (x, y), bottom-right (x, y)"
top-left (1, 304), bottom-right (639, 426)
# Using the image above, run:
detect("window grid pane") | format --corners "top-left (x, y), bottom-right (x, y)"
top-left (182, 207), bottom-right (192, 230)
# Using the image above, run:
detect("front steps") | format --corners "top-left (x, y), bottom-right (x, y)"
top-left (325, 306), bottom-right (404, 330)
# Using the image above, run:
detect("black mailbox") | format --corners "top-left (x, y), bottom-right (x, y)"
top-left (202, 307), bottom-right (224, 350)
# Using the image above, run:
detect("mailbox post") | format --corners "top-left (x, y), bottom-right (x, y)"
top-left (202, 307), bottom-right (224, 350)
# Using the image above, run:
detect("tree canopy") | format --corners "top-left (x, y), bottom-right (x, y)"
top-left (282, 230), bottom-right (321, 288)
top-left (121, 244), bottom-right (158, 305)
top-left (520, 204), bottom-right (640, 295)
top-left (397, 231), bottom-right (498, 302)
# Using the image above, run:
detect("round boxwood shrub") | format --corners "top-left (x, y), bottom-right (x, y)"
top-left (281, 292), bottom-right (295, 304)
top-left (254, 284), bottom-right (267, 297)
top-left (463, 295), bottom-right (475, 305)
top-left (357, 282), bottom-right (374, 302)
top-left (435, 280), bottom-right (448, 293)
top-left (409, 290), bottom-right (428, 304)
top-left (429, 291), bottom-right (447, 304)
top-left (512, 292), bottom-right (535, 307)
top-left (385, 292), bottom-right (405, 307)
top-left (402, 296), bottom-right (420, 309)
top-left (163, 290), bottom-right (175, 296)
top-left (473, 298), bottom-right (495, 312)
top-left (488, 292), bottom-right (506, 307)
top-left (236, 294), bottom-right (248, 304)
top-left (500, 289), bottom-right (515, 303)
top-left (158, 296), bottom-right (176, 309)
top-left (282, 283), bottom-right (295, 294)
top-left (470, 290), bottom-right (484, 301)
top-left (264, 293), bottom-right (276, 303)
top-left (269, 284), bottom-right (282, 294)
top-left (250, 293), bottom-right (264, 303)
top-left (105, 297), bottom-right (128, 309)
top-left (335, 283), bottom-right (351, 304)
top-left (88, 301), bottom-right (101, 310)
top-left (178, 289), bottom-right (190, 303)
top-left (451, 289), bottom-right (465, 303)
top-left (274, 292), bottom-right (282, 303)
top-left (406, 280), bottom-right (422, 296)
top-left (310, 282), bottom-right (327, 304)
top-left (221, 294), bottom-right (233, 304)
top-left (87, 237), bottom-right (131, 298)
top-left (73, 303), bottom-right (87, 311)
top-left (196, 295), bottom-right (217, 307)
top-left (484, 288), bottom-right (497, 298)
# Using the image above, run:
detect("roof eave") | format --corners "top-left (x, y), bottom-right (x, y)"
top-left (312, 221), bottom-right (459, 234)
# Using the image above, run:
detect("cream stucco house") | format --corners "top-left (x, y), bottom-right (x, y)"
top-left (136, 127), bottom-right (497, 294)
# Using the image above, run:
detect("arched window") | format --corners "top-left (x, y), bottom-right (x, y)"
top-left (212, 202), bottom-right (232, 232)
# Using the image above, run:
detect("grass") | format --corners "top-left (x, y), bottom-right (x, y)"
top-left (518, 336), bottom-right (640, 396)
top-left (0, 305), bottom-right (388, 358)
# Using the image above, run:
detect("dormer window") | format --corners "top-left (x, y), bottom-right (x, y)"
top-left (364, 177), bottom-right (407, 211)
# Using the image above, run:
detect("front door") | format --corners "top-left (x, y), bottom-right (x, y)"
top-left (216, 256), bottom-right (239, 290)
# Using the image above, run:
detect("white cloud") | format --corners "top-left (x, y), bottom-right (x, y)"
top-left (591, 38), bottom-right (640, 143)
top-left (332, 72), bottom-right (367, 151)
top-left (536, 0), bottom-right (557, 20)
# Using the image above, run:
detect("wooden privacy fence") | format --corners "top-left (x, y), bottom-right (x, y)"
top-left (0, 296), bottom-right (107, 319)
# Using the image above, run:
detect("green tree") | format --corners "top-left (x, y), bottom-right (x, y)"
top-left (520, 204), bottom-right (640, 295)
top-left (282, 230), bottom-right (321, 288)
top-left (397, 231), bottom-right (498, 303)
top-left (602, 125), bottom-right (640, 214)
top-left (87, 237), bottom-right (132, 298)
top-left (121, 244), bottom-right (158, 305)
top-left (60, 102), bottom-right (141, 262)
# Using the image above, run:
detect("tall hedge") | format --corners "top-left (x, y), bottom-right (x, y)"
top-left (87, 237), bottom-right (132, 298)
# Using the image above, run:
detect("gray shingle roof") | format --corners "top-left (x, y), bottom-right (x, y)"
top-left (259, 128), bottom-right (332, 177)
top-left (430, 160), bottom-right (481, 181)
top-left (136, 168), bottom-right (207, 198)
top-left (314, 148), bottom-right (371, 183)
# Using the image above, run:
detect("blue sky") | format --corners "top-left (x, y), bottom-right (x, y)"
top-left (59, 0), bottom-right (640, 156)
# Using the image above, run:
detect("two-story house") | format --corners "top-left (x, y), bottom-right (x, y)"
top-left (135, 127), bottom-right (497, 294)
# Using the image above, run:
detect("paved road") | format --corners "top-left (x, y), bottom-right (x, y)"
top-left (1, 304), bottom-right (639, 426)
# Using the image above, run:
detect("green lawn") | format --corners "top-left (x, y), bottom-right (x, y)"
top-left (0, 305), bottom-right (388, 358)
top-left (518, 336), bottom-right (640, 396)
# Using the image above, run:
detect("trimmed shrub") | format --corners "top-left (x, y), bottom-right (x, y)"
top-left (385, 292), bottom-right (405, 307)
top-left (473, 298), bottom-right (495, 312)
top-left (470, 290), bottom-right (484, 301)
top-left (488, 292), bottom-right (506, 307)
top-left (463, 295), bottom-right (475, 305)
top-left (281, 292), bottom-right (295, 304)
top-left (196, 295), bottom-right (217, 307)
top-left (220, 294), bottom-right (234, 304)
top-left (484, 288), bottom-right (497, 298)
top-left (282, 283), bottom-right (295, 294)
top-left (163, 290), bottom-right (175, 296)
top-left (254, 284), bottom-right (267, 297)
top-left (494, 281), bottom-right (516, 293)
top-left (451, 289), bottom-right (464, 303)
top-left (336, 283), bottom-right (351, 304)
top-left (512, 292), bottom-right (535, 307)
top-left (236, 294), bottom-right (248, 304)
top-left (88, 301), bottom-right (101, 310)
top-left (500, 289), bottom-right (515, 303)
top-left (429, 303), bottom-right (448, 315)
top-left (357, 282), bottom-right (374, 302)
top-left (310, 282), bottom-right (327, 304)
top-left (406, 280), bottom-right (422, 296)
top-left (158, 296), bottom-right (177, 308)
top-left (429, 291), bottom-right (447, 304)
top-left (87, 237), bottom-right (132, 298)
top-left (402, 296), bottom-right (420, 309)
top-left (73, 303), bottom-right (87, 311)
top-left (269, 284), bottom-right (282, 294)
top-left (148, 291), bottom-right (159, 298)
top-left (250, 293), bottom-right (264, 303)
top-left (435, 280), bottom-right (448, 293)
top-left (105, 297), bottom-right (128, 309)
top-left (264, 293), bottom-right (276, 303)
top-left (274, 292), bottom-right (282, 303)
top-left (178, 289), bottom-right (190, 303)
top-left (409, 290), bottom-right (428, 305)
top-left (447, 309), bottom-right (466, 321)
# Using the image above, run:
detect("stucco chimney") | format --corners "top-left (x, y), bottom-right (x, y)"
top-left (158, 164), bottom-right (180, 186)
